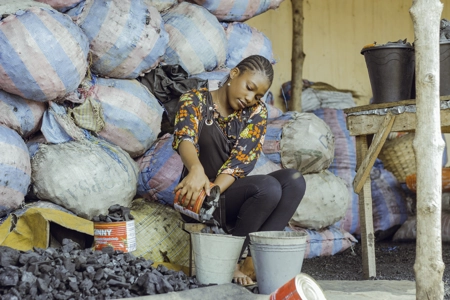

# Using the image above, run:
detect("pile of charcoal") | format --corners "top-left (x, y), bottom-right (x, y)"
top-left (91, 204), bottom-right (134, 222)
top-left (0, 239), bottom-right (205, 299)
top-left (441, 18), bottom-right (450, 41)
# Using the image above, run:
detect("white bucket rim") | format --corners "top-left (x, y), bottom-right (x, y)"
top-left (249, 243), bottom-right (307, 252)
top-left (249, 231), bottom-right (307, 246)
top-left (191, 232), bottom-right (246, 241)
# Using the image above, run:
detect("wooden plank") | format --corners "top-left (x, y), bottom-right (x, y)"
top-left (355, 135), bottom-right (377, 279)
top-left (343, 95), bottom-right (450, 114)
top-left (353, 113), bottom-right (396, 194)
top-left (346, 108), bottom-right (450, 135)
top-left (183, 223), bottom-right (207, 233)
top-left (344, 99), bottom-right (416, 114)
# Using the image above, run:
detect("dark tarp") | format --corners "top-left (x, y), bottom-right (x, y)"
top-left (139, 64), bottom-right (208, 135)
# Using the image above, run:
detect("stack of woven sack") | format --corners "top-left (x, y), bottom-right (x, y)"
top-left (279, 80), bottom-right (410, 254)
top-left (0, 0), bottom-right (288, 268)
top-left (0, 0), bottom-right (171, 221)
top-left (259, 108), bottom-right (360, 258)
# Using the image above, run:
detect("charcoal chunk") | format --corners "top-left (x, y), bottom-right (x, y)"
top-left (0, 246), bottom-right (20, 267)
top-left (0, 267), bottom-right (20, 286)
top-left (80, 278), bottom-right (93, 291)
top-left (36, 278), bottom-right (49, 293)
top-left (101, 246), bottom-right (114, 257)
top-left (18, 251), bottom-right (40, 266)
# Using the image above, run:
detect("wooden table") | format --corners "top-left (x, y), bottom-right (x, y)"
top-left (343, 96), bottom-right (450, 279)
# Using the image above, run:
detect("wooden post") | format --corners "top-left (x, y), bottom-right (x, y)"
top-left (410, 1), bottom-right (445, 299)
top-left (355, 135), bottom-right (376, 279)
top-left (289, 0), bottom-right (305, 112)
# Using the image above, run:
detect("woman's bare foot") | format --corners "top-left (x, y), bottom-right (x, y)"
top-left (239, 256), bottom-right (256, 281)
top-left (233, 263), bottom-right (255, 286)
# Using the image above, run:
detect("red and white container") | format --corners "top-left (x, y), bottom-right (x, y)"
top-left (94, 220), bottom-right (136, 253)
top-left (270, 273), bottom-right (326, 300)
top-left (174, 183), bottom-right (220, 222)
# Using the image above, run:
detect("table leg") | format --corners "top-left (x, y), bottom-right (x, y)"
top-left (355, 135), bottom-right (376, 279)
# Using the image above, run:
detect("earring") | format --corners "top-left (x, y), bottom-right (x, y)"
top-left (227, 82), bottom-right (231, 86)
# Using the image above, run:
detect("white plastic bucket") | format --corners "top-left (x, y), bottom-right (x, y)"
top-left (249, 231), bottom-right (307, 295)
top-left (191, 233), bottom-right (245, 285)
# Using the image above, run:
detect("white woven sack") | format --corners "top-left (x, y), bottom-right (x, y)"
top-left (302, 88), bottom-right (356, 112)
top-left (290, 170), bottom-right (350, 230)
top-left (82, 77), bottom-right (164, 158)
top-left (222, 22), bottom-right (275, 69)
top-left (0, 89), bottom-right (47, 138)
top-left (131, 198), bottom-right (190, 267)
top-left (0, 125), bottom-right (31, 212)
top-left (280, 112), bottom-right (335, 174)
top-left (0, 0), bottom-right (51, 15)
top-left (31, 138), bottom-right (139, 219)
top-left (162, 2), bottom-right (227, 75)
top-left (183, 0), bottom-right (285, 22)
top-left (69, 0), bottom-right (169, 78)
top-left (34, 0), bottom-right (83, 12)
top-left (0, 7), bottom-right (89, 102)
top-left (248, 152), bottom-right (281, 176)
top-left (143, 0), bottom-right (177, 12)
top-left (193, 69), bottom-right (230, 90)
top-left (393, 212), bottom-right (450, 242)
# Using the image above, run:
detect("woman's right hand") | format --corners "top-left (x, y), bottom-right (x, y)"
top-left (175, 165), bottom-right (211, 209)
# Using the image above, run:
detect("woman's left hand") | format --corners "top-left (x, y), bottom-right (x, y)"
top-left (175, 165), bottom-right (211, 208)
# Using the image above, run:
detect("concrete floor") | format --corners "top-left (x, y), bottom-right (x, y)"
top-left (320, 280), bottom-right (415, 300)
top-left (131, 280), bottom-right (416, 299)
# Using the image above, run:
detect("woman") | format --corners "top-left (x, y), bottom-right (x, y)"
top-left (172, 55), bottom-right (306, 285)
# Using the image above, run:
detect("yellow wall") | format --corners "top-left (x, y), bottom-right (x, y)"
top-left (247, 0), bottom-right (450, 110)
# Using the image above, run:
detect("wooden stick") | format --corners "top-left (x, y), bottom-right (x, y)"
top-left (353, 112), bottom-right (395, 194)
top-left (289, 0), bottom-right (305, 112)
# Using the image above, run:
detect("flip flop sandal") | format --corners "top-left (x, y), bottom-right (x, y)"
top-left (232, 276), bottom-right (257, 288)
top-left (244, 284), bottom-right (259, 293)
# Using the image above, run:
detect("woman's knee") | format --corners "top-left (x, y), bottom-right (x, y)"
top-left (271, 169), bottom-right (306, 199)
top-left (247, 175), bottom-right (283, 206)
top-left (290, 169), bottom-right (306, 192)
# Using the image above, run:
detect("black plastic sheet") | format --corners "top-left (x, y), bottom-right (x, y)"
top-left (139, 65), bottom-right (208, 135)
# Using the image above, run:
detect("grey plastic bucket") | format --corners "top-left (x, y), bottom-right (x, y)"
top-left (440, 41), bottom-right (450, 96)
top-left (361, 44), bottom-right (415, 104)
top-left (248, 231), bottom-right (307, 295)
top-left (191, 233), bottom-right (245, 285)
top-left (411, 42), bottom-right (450, 98)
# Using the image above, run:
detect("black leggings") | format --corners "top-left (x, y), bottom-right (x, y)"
top-left (222, 168), bottom-right (306, 258)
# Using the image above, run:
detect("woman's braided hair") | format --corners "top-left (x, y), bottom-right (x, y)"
top-left (235, 55), bottom-right (274, 87)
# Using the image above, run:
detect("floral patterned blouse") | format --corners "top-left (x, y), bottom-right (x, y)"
top-left (172, 88), bottom-right (268, 179)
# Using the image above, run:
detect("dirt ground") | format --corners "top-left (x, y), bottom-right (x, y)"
top-left (301, 239), bottom-right (450, 298)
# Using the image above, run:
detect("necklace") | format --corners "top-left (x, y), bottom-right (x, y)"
top-left (211, 91), bottom-right (224, 114)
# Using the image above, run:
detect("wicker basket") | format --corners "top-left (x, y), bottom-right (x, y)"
top-left (378, 132), bottom-right (416, 183)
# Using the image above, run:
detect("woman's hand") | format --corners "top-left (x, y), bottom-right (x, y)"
top-left (175, 165), bottom-right (211, 209)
